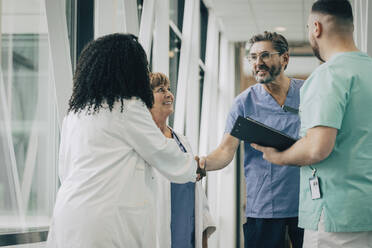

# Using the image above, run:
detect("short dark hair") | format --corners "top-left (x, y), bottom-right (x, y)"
top-left (68, 33), bottom-right (153, 114)
top-left (248, 31), bottom-right (289, 69)
top-left (149, 72), bottom-right (170, 90)
top-left (248, 31), bottom-right (289, 55)
top-left (312, 0), bottom-right (353, 24)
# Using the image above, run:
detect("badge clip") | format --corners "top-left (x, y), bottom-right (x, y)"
top-left (309, 167), bottom-right (321, 200)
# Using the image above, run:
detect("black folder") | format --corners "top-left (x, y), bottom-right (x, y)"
top-left (230, 116), bottom-right (297, 151)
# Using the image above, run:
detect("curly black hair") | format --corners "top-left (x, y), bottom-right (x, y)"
top-left (68, 33), bottom-right (154, 114)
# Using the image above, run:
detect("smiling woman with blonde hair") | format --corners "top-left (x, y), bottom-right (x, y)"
top-left (149, 72), bottom-right (215, 248)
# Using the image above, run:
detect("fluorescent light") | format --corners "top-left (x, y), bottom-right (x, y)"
top-left (275, 26), bottom-right (287, 32)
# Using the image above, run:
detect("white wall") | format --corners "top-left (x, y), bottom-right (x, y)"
top-left (286, 56), bottom-right (319, 77)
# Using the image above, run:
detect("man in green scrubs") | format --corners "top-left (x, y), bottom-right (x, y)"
top-left (251, 0), bottom-right (372, 247)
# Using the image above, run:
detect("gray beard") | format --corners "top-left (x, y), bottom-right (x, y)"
top-left (255, 64), bottom-right (282, 84)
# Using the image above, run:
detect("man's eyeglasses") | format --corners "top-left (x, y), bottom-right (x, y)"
top-left (246, 51), bottom-right (280, 64)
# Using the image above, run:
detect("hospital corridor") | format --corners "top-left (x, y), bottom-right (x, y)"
top-left (1, 0), bottom-right (372, 247)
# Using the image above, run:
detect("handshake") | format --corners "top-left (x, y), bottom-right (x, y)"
top-left (195, 156), bottom-right (207, 181)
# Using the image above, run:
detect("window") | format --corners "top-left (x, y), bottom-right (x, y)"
top-left (198, 0), bottom-right (208, 134)
top-left (168, 0), bottom-right (185, 128)
top-left (78, 0), bottom-right (94, 57)
top-left (66, 0), bottom-right (76, 69)
top-left (169, 0), bottom-right (185, 32)
top-left (168, 27), bottom-right (182, 127)
top-left (200, 1), bottom-right (208, 63)
top-left (0, 0), bottom-right (59, 238)
top-left (198, 66), bottom-right (205, 131)
top-left (137, 0), bottom-right (144, 24)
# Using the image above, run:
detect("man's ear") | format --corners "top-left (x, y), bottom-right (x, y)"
top-left (314, 21), bottom-right (322, 38)
top-left (281, 52), bottom-right (289, 70)
top-left (282, 52), bottom-right (289, 64)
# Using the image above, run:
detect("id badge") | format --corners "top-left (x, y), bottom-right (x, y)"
top-left (309, 176), bottom-right (321, 200)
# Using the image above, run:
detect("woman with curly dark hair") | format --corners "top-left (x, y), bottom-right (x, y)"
top-left (46, 33), bottom-right (198, 248)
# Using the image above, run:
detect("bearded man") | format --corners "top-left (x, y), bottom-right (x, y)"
top-left (251, 1), bottom-right (372, 247)
top-left (199, 31), bottom-right (304, 248)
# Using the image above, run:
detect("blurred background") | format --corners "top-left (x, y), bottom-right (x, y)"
top-left (0, 0), bottom-right (370, 247)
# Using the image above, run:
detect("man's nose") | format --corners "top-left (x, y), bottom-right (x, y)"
top-left (255, 56), bottom-right (265, 64)
top-left (253, 57), bottom-right (264, 68)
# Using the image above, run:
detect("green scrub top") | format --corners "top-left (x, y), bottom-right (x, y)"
top-left (298, 51), bottom-right (372, 232)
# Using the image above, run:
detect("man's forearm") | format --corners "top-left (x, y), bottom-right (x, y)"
top-left (205, 147), bottom-right (235, 171)
top-left (278, 137), bottom-right (322, 166)
top-left (252, 126), bottom-right (337, 166)
top-left (200, 133), bottom-right (239, 171)
top-left (280, 127), bottom-right (337, 166)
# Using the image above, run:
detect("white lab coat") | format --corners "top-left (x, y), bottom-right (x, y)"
top-left (46, 98), bottom-right (197, 248)
top-left (155, 131), bottom-right (216, 248)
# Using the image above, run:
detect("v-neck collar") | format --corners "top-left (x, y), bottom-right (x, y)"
top-left (258, 79), bottom-right (295, 109)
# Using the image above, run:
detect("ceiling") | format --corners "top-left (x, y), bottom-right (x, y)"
top-left (203, 0), bottom-right (314, 43)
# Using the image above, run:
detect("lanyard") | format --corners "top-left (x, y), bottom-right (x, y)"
top-left (171, 130), bottom-right (187, 153)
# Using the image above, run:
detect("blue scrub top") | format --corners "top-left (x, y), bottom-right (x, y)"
top-left (225, 79), bottom-right (304, 218)
top-left (170, 131), bottom-right (195, 248)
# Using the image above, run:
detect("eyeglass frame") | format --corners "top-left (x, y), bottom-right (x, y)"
top-left (246, 51), bottom-right (281, 64)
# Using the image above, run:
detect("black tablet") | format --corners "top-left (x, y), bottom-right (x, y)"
top-left (230, 116), bottom-right (298, 151)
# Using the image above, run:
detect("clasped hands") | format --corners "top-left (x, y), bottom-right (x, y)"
top-left (195, 156), bottom-right (207, 181)
top-left (193, 144), bottom-right (283, 181)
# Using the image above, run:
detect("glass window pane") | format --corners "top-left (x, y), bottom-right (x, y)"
top-left (1, 0), bottom-right (59, 234)
top-left (200, 1), bottom-right (208, 63)
top-left (137, 0), bottom-right (143, 25)
top-left (168, 28), bottom-right (182, 128)
top-left (66, 0), bottom-right (76, 69)
top-left (199, 67), bottom-right (204, 132)
top-left (170, 0), bottom-right (185, 32)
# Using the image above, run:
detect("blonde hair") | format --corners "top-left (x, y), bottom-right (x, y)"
top-left (149, 72), bottom-right (170, 90)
